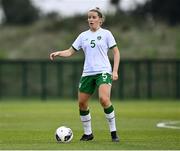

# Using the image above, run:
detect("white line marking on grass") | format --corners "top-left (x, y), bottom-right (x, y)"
top-left (157, 121), bottom-right (180, 129)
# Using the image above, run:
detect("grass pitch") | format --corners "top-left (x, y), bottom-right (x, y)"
top-left (0, 99), bottom-right (180, 150)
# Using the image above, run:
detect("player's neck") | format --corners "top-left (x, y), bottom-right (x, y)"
top-left (90, 26), bottom-right (101, 32)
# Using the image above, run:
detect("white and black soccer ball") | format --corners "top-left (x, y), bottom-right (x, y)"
top-left (55, 126), bottom-right (73, 143)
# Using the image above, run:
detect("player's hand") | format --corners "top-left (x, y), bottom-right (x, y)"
top-left (50, 51), bottom-right (59, 61)
top-left (112, 71), bottom-right (118, 81)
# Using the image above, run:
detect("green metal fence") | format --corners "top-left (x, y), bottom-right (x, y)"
top-left (0, 59), bottom-right (179, 100)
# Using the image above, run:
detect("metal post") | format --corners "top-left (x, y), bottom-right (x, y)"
top-left (0, 63), bottom-right (2, 99)
top-left (41, 62), bottom-right (47, 100)
top-left (176, 61), bottom-right (180, 99)
top-left (72, 61), bottom-right (78, 99)
top-left (119, 62), bottom-right (124, 99)
top-left (134, 61), bottom-right (140, 98)
top-left (22, 62), bottom-right (28, 97)
top-left (57, 62), bottom-right (63, 97)
top-left (147, 60), bottom-right (152, 99)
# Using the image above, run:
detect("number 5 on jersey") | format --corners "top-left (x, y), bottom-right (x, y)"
top-left (90, 40), bottom-right (96, 48)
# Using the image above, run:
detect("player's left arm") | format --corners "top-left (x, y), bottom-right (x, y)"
top-left (111, 46), bottom-right (120, 81)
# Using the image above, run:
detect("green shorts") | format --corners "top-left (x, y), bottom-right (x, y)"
top-left (79, 73), bottom-right (112, 94)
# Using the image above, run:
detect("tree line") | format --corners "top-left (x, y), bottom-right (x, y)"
top-left (111, 0), bottom-right (180, 25)
top-left (0, 0), bottom-right (180, 25)
top-left (0, 0), bottom-right (39, 25)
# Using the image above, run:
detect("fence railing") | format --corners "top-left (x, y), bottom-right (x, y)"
top-left (0, 59), bottom-right (179, 100)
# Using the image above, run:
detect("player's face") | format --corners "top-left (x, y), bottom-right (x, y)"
top-left (88, 11), bottom-right (102, 31)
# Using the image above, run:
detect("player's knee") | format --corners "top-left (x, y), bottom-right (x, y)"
top-left (99, 96), bottom-right (110, 107)
top-left (78, 101), bottom-right (88, 110)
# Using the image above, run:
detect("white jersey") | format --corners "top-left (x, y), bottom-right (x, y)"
top-left (72, 28), bottom-right (117, 77)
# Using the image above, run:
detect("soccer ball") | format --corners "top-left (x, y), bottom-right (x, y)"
top-left (55, 126), bottom-right (73, 143)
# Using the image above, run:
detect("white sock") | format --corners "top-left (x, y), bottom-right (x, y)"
top-left (105, 111), bottom-right (116, 132)
top-left (80, 113), bottom-right (92, 135)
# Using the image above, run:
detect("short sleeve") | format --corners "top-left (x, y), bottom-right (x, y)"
top-left (107, 31), bottom-right (117, 49)
top-left (72, 34), bottom-right (82, 51)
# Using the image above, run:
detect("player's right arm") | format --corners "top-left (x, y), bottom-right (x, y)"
top-left (50, 47), bottom-right (76, 60)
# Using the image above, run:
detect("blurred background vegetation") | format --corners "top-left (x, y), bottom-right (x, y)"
top-left (0, 0), bottom-right (179, 99)
top-left (0, 0), bottom-right (180, 59)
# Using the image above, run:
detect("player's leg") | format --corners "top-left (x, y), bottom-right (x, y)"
top-left (78, 92), bottom-right (94, 141)
top-left (98, 83), bottom-right (111, 108)
top-left (97, 73), bottom-right (119, 142)
top-left (99, 84), bottom-right (119, 142)
top-left (78, 76), bottom-right (95, 141)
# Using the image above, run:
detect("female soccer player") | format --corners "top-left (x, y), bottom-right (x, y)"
top-left (50, 7), bottom-right (120, 142)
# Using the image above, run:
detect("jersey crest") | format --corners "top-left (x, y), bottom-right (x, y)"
top-left (97, 36), bottom-right (102, 40)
